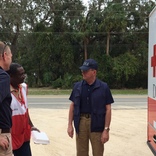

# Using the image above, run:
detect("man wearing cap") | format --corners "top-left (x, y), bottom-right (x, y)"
top-left (67, 58), bottom-right (114, 156)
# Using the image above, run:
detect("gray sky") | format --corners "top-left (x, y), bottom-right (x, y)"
top-left (82, 0), bottom-right (88, 5)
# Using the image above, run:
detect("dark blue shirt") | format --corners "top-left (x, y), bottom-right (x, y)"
top-left (69, 79), bottom-right (114, 133)
top-left (0, 67), bottom-right (12, 129)
top-left (80, 80), bottom-right (95, 113)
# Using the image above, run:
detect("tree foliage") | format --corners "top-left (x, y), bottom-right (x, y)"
top-left (0, 0), bottom-right (155, 88)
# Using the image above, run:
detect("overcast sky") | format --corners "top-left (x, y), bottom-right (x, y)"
top-left (82, 0), bottom-right (88, 5)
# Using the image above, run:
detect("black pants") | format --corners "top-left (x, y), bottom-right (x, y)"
top-left (13, 141), bottom-right (32, 156)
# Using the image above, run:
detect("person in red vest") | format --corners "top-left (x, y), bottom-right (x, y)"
top-left (7, 63), bottom-right (39, 156)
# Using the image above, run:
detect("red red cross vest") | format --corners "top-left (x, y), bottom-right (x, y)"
top-left (10, 83), bottom-right (31, 150)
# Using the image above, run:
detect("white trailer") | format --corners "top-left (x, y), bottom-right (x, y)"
top-left (147, 6), bottom-right (156, 155)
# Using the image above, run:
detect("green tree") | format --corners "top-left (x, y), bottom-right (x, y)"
top-left (99, 0), bottom-right (127, 55)
top-left (113, 52), bottom-right (139, 88)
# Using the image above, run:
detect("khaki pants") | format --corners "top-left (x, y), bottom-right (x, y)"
top-left (0, 132), bottom-right (12, 156)
top-left (76, 116), bottom-right (104, 156)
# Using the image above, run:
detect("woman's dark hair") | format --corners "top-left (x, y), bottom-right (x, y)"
top-left (7, 63), bottom-right (22, 75)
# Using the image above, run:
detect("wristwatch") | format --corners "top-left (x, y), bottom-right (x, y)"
top-left (104, 127), bottom-right (110, 132)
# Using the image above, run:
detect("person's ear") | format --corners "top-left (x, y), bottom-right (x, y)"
top-left (2, 52), bottom-right (7, 60)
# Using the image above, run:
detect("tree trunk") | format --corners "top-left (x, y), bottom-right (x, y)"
top-left (106, 32), bottom-right (110, 55)
top-left (84, 37), bottom-right (89, 60)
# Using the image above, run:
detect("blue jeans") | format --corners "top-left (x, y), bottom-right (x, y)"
top-left (13, 141), bottom-right (32, 156)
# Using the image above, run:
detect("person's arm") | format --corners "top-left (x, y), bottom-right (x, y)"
top-left (28, 113), bottom-right (40, 132)
top-left (67, 102), bottom-right (74, 138)
top-left (101, 104), bottom-right (111, 144)
top-left (104, 104), bottom-right (111, 128)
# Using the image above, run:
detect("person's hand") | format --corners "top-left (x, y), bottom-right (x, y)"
top-left (0, 135), bottom-right (9, 150)
top-left (67, 125), bottom-right (74, 138)
top-left (31, 126), bottom-right (40, 132)
top-left (101, 130), bottom-right (109, 144)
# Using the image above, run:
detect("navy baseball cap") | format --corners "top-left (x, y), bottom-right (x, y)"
top-left (79, 59), bottom-right (98, 71)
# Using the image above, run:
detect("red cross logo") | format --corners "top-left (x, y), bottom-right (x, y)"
top-left (151, 44), bottom-right (156, 77)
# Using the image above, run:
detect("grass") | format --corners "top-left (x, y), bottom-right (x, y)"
top-left (111, 89), bottom-right (147, 95)
top-left (28, 88), bottom-right (71, 95)
top-left (28, 87), bottom-right (147, 95)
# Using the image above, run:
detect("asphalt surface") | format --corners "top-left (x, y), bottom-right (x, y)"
top-left (27, 95), bottom-right (147, 109)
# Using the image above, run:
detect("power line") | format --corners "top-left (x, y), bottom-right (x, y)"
top-left (0, 31), bottom-right (149, 34)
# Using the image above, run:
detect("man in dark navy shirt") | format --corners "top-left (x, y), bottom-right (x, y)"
top-left (0, 41), bottom-right (12, 156)
top-left (67, 59), bottom-right (114, 156)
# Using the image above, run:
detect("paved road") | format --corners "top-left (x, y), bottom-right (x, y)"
top-left (27, 95), bottom-right (147, 109)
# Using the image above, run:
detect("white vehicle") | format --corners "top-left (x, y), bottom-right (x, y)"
top-left (147, 6), bottom-right (156, 155)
